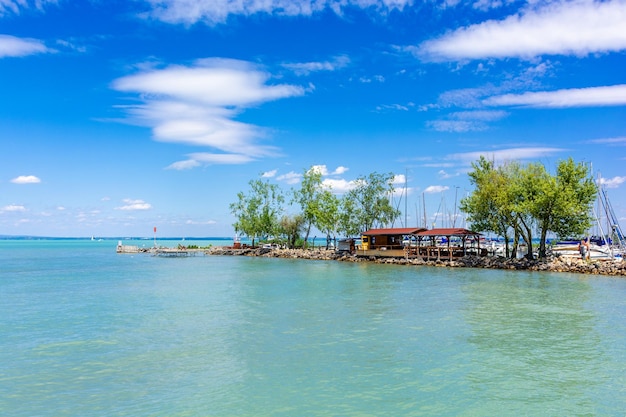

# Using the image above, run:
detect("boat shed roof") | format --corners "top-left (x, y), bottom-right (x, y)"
top-left (417, 228), bottom-right (480, 237)
top-left (362, 227), bottom-right (427, 236)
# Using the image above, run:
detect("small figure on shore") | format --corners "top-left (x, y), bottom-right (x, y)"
top-left (578, 238), bottom-right (590, 260)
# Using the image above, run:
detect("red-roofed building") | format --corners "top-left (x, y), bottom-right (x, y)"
top-left (357, 227), bottom-right (486, 260)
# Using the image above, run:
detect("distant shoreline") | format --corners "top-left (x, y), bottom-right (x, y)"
top-left (0, 236), bottom-right (233, 241)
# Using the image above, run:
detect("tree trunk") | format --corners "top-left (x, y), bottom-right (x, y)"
top-left (539, 226), bottom-right (548, 259)
top-left (303, 223), bottom-right (312, 249)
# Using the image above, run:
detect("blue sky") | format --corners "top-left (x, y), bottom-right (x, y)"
top-left (1, 0), bottom-right (625, 237)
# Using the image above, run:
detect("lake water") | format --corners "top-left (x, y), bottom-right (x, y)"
top-left (1, 239), bottom-right (625, 416)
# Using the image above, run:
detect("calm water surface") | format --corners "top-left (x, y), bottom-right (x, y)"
top-left (1, 240), bottom-right (625, 416)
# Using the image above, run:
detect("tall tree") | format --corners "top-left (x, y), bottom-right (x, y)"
top-left (315, 189), bottom-right (340, 249)
top-left (230, 179), bottom-right (284, 247)
top-left (338, 195), bottom-right (361, 238)
top-left (343, 172), bottom-right (401, 233)
top-left (292, 166), bottom-right (326, 248)
top-left (460, 157), bottom-right (515, 257)
top-left (526, 158), bottom-right (596, 258)
top-left (461, 157), bottom-right (597, 259)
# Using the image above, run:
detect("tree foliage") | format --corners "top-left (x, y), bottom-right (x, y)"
top-left (316, 188), bottom-right (340, 248)
top-left (279, 214), bottom-right (305, 249)
top-left (229, 179), bottom-right (284, 247)
top-left (461, 157), bottom-right (597, 259)
top-left (292, 167), bottom-right (327, 248)
top-left (342, 172), bottom-right (401, 233)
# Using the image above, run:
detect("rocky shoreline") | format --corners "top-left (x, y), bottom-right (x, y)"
top-left (206, 247), bottom-right (626, 277)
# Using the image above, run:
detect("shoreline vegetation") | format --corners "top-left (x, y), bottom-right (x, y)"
top-left (206, 246), bottom-right (626, 277)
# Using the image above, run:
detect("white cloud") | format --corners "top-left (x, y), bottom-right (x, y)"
top-left (332, 166), bottom-right (349, 175)
top-left (277, 171), bottom-right (302, 184)
top-left (309, 165), bottom-right (329, 176)
top-left (358, 75), bottom-right (385, 83)
top-left (112, 58), bottom-right (303, 168)
top-left (418, 0), bottom-right (626, 61)
top-left (307, 165), bottom-right (350, 176)
top-left (116, 199), bottom-right (152, 211)
top-left (143, 0), bottom-right (415, 25)
top-left (165, 159), bottom-right (202, 170)
top-left (185, 219), bottom-right (217, 225)
top-left (166, 152), bottom-right (255, 169)
top-left (427, 110), bottom-right (509, 132)
top-left (375, 103), bottom-right (412, 112)
top-left (322, 178), bottom-right (355, 193)
top-left (0, 35), bottom-right (49, 58)
top-left (427, 119), bottom-right (488, 133)
top-left (0, 0), bottom-right (58, 16)
top-left (393, 174), bottom-right (406, 185)
top-left (598, 176), bottom-right (626, 188)
top-left (449, 110), bottom-right (509, 121)
top-left (1, 204), bottom-right (26, 212)
top-left (484, 84), bottom-right (626, 108)
top-left (446, 147), bottom-right (564, 164)
top-left (588, 136), bottom-right (626, 145)
top-left (438, 170), bottom-right (460, 179)
top-left (283, 55), bottom-right (350, 76)
top-left (10, 175), bottom-right (41, 184)
top-left (262, 169), bottom-right (278, 178)
top-left (424, 185), bottom-right (450, 194)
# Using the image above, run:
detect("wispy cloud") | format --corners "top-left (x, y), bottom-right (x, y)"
top-left (598, 176), bottom-right (626, 188)
top-left (0, 0), bottom-right (58, 17)
top-left (427, 110), bottom-right (509, 132)
top-left (116, 199), bottom-right (152, 211)
top-left (588, 136), bottom-right (626, 145)
top-left (282, 55), bottom-right (350, 76)
top-left (166, 152), bottom-right (255, 170)
top-left (438, 169), bottom-right (460, 179)
top-left (446, 147), bottom-right (565, 165)
top-left (424, 185), bottom-right (449, 194)
top-left (1, 204), bottom-right (27, 212)
top-left (276, 171), bottom-right (302, 184)
top-left (0, 35), bottom-right (50, 58)
top-left (143, 0), bottom-right (415, 25)
top-left (112, 58), bottom-right (304, 169)
top-left (418, 0), bottom-right (626, 61)
top-left (484, 84), bottom-right (626, 108)
top-left (11, 175), bottom-right (41, 184)
top-left (185, 219), bottom-right (217, 225)
top-left (375, 103), bottom-right (414, 112)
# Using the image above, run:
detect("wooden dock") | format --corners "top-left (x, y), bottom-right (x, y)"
top-left (152, 248), bottom-right (206, 257)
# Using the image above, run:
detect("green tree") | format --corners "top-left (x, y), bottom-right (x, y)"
top-left (315, 189), bottom-right (340, 248)
top-left (343, 172), bottom-right (401, 233)
top-left (461, 157), bottom-right (597, 259)
top-left (230, 179), bottom-right (284, 247)
top-left (338, 195), bottom-right (360, 238)
top-left (526, 158), bottom-right (596, 258)
top-left (460, 157), bottom-right (515, 257)
top-left (279, 214), bottom-right (305, 249)
top-left (292, 166), bottom-right (326, 248)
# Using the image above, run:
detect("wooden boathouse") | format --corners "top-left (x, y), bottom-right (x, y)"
top-left (357, 227), bottom-right (486, 260)
top-left (357, 228), bottom-right (427, 258)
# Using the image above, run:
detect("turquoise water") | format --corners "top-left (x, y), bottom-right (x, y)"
top-left (1, 240), bottom-right (625, 416)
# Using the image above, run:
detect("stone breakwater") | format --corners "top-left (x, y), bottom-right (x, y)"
top-left (206, 247), bottom-right (626, 277)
